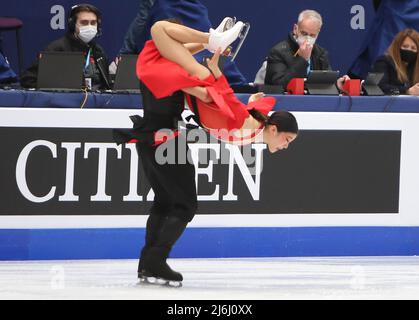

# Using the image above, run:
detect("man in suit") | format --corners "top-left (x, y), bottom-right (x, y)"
top-left (264, 10), bottom-right (349, 90)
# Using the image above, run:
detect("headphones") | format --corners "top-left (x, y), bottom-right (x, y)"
top-left (68, 3), bottom-right (102, 36)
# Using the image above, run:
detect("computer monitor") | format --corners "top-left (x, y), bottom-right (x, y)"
top-left (362, 72), bottom-right (384, 96)
top-left (37, 51), bottom-right (84, 91)
top-left (305, 70), bottom-right (340, 95)
top-left (113, 54), bottom-right (141, 94)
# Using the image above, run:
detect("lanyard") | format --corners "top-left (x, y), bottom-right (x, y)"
top-left (307, 59), bottom-right (311, 76)
top-left (84, 49), bottom-right (92, 71)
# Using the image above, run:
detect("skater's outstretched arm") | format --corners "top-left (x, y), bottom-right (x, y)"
top-left (204, 48), bottom-right (223, 79)
top-left (180, 50), bottom-right (222, 102)
top-left (205, 49), bottom-right (266, 106)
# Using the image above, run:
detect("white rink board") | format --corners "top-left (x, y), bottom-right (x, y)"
top-left (0, 108), bottom-right (419, 229)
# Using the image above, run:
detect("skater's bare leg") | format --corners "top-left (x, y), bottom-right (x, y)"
top-left (151, 21), bottom-right (211, 80)
top-left (184, 43), bottom-right (205, 55)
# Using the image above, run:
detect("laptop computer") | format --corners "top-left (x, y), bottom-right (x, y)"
top-left (112, 54), bottom-right (141, 94)
top-left (37, 51), bottom-right (85, 91)
top-left (305, 70), bottom-right (340, 95)
top-left (362, 72), bottom-right (384, 96)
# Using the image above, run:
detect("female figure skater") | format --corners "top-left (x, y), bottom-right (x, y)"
top-left (115, 19), bottom-right (299, 287)
top-left (136, 19), bottom-right (299, 151)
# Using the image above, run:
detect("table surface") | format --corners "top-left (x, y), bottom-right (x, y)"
top-left (0, 89), bottom-right (418, 112)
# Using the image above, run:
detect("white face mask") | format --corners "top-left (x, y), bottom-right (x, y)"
top-left (296, 35), bottom-right (316, 47)
top-left (78, 25), bottom-right (98, 43)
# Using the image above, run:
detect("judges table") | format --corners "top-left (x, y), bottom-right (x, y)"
top-left (0, 89), bottom-right (418, 112)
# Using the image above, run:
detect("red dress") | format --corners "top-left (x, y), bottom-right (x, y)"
top-left (137, 40), bottom-right (276, 143)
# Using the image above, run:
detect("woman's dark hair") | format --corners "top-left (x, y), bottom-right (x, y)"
top-left (249, 109), bottom-right (299, 134)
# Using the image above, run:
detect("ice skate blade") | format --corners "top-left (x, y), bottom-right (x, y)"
top-left (139, 276), bottom-right (183, 288)
top-left (227, 22), bottom-right (251, 61)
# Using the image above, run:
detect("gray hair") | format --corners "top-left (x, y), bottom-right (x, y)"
top-left (297, 10), bottom-right (323, 27)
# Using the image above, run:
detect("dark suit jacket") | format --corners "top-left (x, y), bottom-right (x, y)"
top-left (265, 33), bottom-right (331, 89)
top-left (372, 54), bottom-right (414, 95)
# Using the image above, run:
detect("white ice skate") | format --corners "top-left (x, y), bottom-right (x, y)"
top-left (204, 17), bottom-right (235, 51)
top-left (207, 21), bottom-right (245, 54)
top-left (214, 16), bottom-right (236, 33)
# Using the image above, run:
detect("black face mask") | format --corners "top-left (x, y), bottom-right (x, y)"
top-left (400, 49), bottom-right (417, 64)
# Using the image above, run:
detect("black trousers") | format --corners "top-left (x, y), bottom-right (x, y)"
top-left (136, 136), bottom-right (197, 223)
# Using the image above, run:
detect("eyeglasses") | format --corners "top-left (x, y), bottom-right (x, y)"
top-left (77, 19), bottom-right (97, 27)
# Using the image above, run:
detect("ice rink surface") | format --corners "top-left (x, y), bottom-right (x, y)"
top-left (1, 256), bottom-right (419, 300)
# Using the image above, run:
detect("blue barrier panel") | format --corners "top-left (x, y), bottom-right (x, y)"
top-left (1, 227), bottom-right (419, 261)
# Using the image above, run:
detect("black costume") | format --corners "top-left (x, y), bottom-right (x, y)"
top-left (114, 81), bottom-right (197, 283)
top-left (20, 33), bottom-right (110, 90)
top-left (265, 33), bottom-right (331, 89)
top-left (372, 54), bottom-right (415, 95)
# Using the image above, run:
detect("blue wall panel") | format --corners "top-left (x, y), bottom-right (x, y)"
top-left (1, 227), bottom-right (418, 261)
top-left (1, 0), bottom-right (375, 81)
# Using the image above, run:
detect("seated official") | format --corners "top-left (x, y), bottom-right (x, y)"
top-left (372, 28), bottom-right (419, 96)
top-left (21, 4), bottom-right (110, 90)
top-left (264, 9), bottom-right (349, 91)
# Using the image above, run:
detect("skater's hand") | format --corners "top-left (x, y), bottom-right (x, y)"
top-left (206, 48), bottom-right (223, 79)
top-left (296, 40), bottom-right (313, 61)
top-left (248, 92), bottom-right (265, 103)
